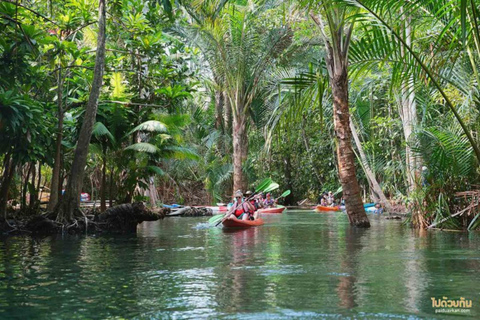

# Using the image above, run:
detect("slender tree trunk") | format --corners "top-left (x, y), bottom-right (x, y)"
top-left (57, 0), bottom-right (107, 222)
top-left (215, 89), bottom-right (224, 132)
top-left (0, 154), bottom-right (15, 219)
top-left (21, 163), bottom-right (32, 209)
top-left (109, 168), bottom-right (114, 208)
top-left (224, 92), bottom-right (232, 136)
top-left (399, 11), bottom-right (421, 193)
top-left (100, 152), bottom-right (107, 212)
top-left (48, 67), bottom-right (64, 211)
top-left (29, 162), bottom-right (37, 209)
top-left (350, 120), bottom-right (393, 212)
top-left (146, 176), bottom-right (159, 207)
top-left (232, 106), bottom-right (248, 193)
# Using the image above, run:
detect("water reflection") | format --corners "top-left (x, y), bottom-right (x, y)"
top-left (0, 213), bottom-right (480, 319)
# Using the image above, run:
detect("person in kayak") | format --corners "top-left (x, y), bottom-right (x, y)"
top-left (245, 191), bottom-right (260, 220)
top-left (320, 195), bottom-right (327, 206)
top-left (327, 191), bottom-right (335, 206)
top-left (263, 193), bottom-right (276, 208)
top-left (226, 190), bottom-right (256, 221)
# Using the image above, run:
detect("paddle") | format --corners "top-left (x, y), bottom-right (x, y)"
top-left (277, 189), bottom-right (291, 200)
top-left (208, 178), bottom-right (273, 226)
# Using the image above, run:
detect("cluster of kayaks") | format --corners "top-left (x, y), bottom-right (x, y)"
top-left (315, 203), bottom-right (376, 213)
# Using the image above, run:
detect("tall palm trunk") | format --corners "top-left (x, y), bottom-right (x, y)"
top-left (56, 0), bottom-right (107, 222)
top-left (232, 106), bottom-right (248, 193)
top-left (330, 68), bottom-right (369, 227)
top-left (311, 11), bottom-right (369, 227)
top-left (399, 13), bottom-right (421, 193)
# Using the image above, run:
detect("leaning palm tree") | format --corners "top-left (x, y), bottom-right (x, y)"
top-left (300, 0), bottom-right (370, 226)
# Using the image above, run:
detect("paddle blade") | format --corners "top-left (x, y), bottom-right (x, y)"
top-left (263, 182), bottom-right (279, 193)
top-left (255, 178), bottom-right (272, 193)
top-left (279, 190), bottom-right (291, 198)
top-left (208, 214), bottom-right (224, 225)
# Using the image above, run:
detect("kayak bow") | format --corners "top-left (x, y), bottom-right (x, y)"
top-left (222, 218), bottom-right (264, 228)
top-left (315, 205), bottom-right (341, 212)
top-left (257, 206), bottom-right (285, 214)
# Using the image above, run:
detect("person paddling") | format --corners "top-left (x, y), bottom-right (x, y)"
top-left (225, 190), bottom-right (255, 221)
top-left (263, 193), bottom-right (275, 208)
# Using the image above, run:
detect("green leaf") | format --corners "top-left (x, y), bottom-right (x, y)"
top-left (125, 142), bottom-right (159, 154)
top-left (128, 120), bottom-right (168, 135)
top-left (147, 166), bottom-right (165, 176)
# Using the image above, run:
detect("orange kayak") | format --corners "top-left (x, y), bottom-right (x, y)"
top-left (315, 205), bottom-right (341, 212)
top-left (222, 218), bottom-right (264, 228)
top-left (257, 207), bottom-right (285, 214)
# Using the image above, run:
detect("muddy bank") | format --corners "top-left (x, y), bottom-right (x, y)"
top-left (1, 202), bottom-right (170, 236)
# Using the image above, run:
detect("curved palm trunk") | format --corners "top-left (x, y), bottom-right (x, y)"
top-left (232, 109), bottom-right (248, 193)
top-left (311, 10), bottom-right (369, 227)
top-left (56, 0), bottom-right (107, 222)
top-left (331, 71), bottom-right (370, 227)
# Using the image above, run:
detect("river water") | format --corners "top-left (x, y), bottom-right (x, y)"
top-left (1, 211), bottom-right (479, 319)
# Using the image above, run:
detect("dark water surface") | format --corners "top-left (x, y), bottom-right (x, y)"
top-left (1, 211), bottom-right (480, 319)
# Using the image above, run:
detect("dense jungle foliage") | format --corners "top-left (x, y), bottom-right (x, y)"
top-left (2, 0), bottom-right (480, 229)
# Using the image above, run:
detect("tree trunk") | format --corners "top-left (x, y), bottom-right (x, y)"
top-left (48, 67), bottom-right (64, 211)
top-left (109, 168), bottom-right (114, 208)
top-left (0, 154), bottom-right (15, 219)
top-left (56, 0), bottom-right (107, 222)
top-left (29, 162), bottom-right (37, 209)
top-left (21, 163), bottom-right (32, 209)
top-left (310, 11), bottom-right (369, 227)
top-left (350, 119), bottom-right (393, 212)
top-left (224, 92), bottom-right (232, 135)
top-left (146, 176), bottom-right (159, 207)
top-left (400, 11), bottom-right (421, 193)
top-left (100, 152), bottom-right (107, 212)
top-left (232, 108), bottom-right (248, 193)
top-left (215, 89), bottom-right (224, 132)
top-left (330, 69), bottom-right (369, 227)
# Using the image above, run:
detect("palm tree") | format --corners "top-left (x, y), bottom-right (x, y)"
top-left (307, 1), bottom-right (370, 227)
top-left (180, 0), bottom-right (293, 192)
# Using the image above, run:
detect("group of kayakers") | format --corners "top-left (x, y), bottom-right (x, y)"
top-left (318, 191), bottom-right (339, 207)
top-left (225, 190), bottom-right (277, 221)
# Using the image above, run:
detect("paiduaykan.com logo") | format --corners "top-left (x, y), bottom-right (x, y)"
top-left (431, 297), bottom-right (472, 314)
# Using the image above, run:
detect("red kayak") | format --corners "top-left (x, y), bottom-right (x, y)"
top-left (257, 207), bottom-right (285, 214)
top-left (315, 205), bottom-right (341, 212)
top-left (222, 218), bottom-right (264, 228)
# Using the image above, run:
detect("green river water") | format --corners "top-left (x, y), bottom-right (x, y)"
top-left (1, 211), bottom-right (480, 319)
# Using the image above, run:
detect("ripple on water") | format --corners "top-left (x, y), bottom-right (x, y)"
top-left (172, 246), bottom-right (205, 251)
